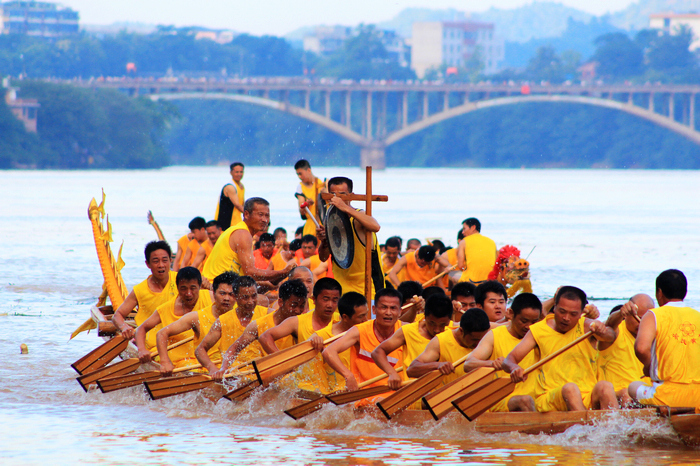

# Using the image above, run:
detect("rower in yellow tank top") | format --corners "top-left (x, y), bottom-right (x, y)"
top-left (530, 314), bottom-right (598, 411)
top-left (401, 321), bottom-right (432, 370)
top-left (633, 299), bottom-right (700, 407)
top-left (194, 305), bottom-right (220, 360)
top-left (155, 289), bottom-right (212, 368)
top-left (597, 320), bottom-right (649, 393)
top-left (315, 322), bottom-right (350, 391)
top-left (219, 304), bottom-right (268, 363)
top-left (489, 324), bottom-right (540, 412)
top-left (407, 308), bottom-right (491, 386)
top-left (133, 270), bottom-right (179, 349)
top-left (290, 311), bottom-right (331, 393)
top-left (202, 221), bottom-right (250, 281)
top-left (133, 270), bottom-right (178, 327)
top-left (458, 226), bottom-right (497, 283)
top-left (255, 311), bottom-right (295, 352)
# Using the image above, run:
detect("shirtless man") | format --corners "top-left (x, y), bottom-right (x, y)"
top-left (215, 162), bottom-right (245, 230)
top-left (203, 197), bottom-right (295, 283)
top-left (112, 240), bottom-right (177, 340)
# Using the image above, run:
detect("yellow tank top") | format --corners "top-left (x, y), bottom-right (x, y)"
top-left (333, 216), bottom-right (383, 296)
top-left (651, 304), bottom-right (700, 384)
top-left (182, 239), bottom-right (200, 267)
top-left (596, 321), bottom-right (648, 391)
top-left (202, 221), bottom-right (250, 281)
top-left (401, 321), bottom-right (431, 370)
top-left (351, 319), bottom-right (406, 387)
top-left (289, 311), bottom-right (332, 393)
top-left (316, 323), bottom-right (350, 391)
top-left (177, 235), bottom-right (190, 254)
top-left (491, 324), bottom-right (540, 397)
top-left (133, 270), bottom-right (178, 327)
top-left (446, 248), bottom-right (458, 266)
top-left (405, 251), bottom-right (436, 285)
top-left (299, 178), bottom-right (325, 236)
top-left (459, 233), bottom-right (497, 283)
top-left (194, 305), bottom-right (220, 360)
top-left (256, 311), bottom-right (294, 353)
top-left (199, 239), bottom-right (214, 271)
top-left (155, 289), bottom-right (212, 368)
top-left (308, 254), bottom-right (326, 278)
top-left (219, 305), bottom-right (268, 364)
top-left (437, 329), bottom-right (472, 385)
top-left (530, 314), bottom-right (598, 395)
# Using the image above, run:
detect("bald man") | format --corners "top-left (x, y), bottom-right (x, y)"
top-left (597, 294), bottom-right (655, 405)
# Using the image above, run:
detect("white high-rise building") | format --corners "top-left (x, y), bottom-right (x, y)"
top-left (411, 21), bottom-right (504, 78)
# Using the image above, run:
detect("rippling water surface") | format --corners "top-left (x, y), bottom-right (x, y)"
top-left (1, 167), bottom-right (699, 464)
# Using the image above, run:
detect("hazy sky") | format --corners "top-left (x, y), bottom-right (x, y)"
top-left (62, 0), bottom-right (638, 35)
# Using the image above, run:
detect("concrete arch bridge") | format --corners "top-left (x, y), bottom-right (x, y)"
top-left (75, 79), bottom-right (700, 168)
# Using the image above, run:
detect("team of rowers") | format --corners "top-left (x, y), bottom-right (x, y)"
top-left (107, 162), bottom-right (699, 412)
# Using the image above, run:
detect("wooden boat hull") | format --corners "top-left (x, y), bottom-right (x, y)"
top-left (356, 407), bottom-right (662, 435)
top-left (669, 413), bottom-right (700, 446)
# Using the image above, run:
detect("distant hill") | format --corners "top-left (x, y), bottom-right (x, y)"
top-left (376, 8), bottom-right (469, 38)
top-left (609, 0), bottom-right (700, 30)
top-left (474, 3), bottom-right (594, 43)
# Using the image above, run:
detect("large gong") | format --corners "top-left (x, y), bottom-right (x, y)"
top-left (325, 205), bottom-right (354, 269)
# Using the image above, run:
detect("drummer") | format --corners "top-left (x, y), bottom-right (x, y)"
top-left (317, 177), bottom-right (385, 298)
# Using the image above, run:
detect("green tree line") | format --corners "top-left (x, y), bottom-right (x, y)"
top-left (1, 81), bottom-right (175, 168)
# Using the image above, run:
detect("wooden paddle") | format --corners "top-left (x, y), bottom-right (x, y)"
top-left (285, 370), bottom-right (403, 420)
top-left (76, 336), bottom-right (194, 391)
top-left (375, 354), bottom-right (470, 419)
top-left (71, 335), bottom-right (129, 375)
top-left (253, 332), bottom-right (346, 386)
top-left (325, 366), bottom-right (406, 406)
top-left (142, 360), bottom-right (259, 401)
top-left (422, 264), bottom-right (457, 288)
top-left (452, 329), bottom-right (595, 421)
top-left (423, 366), bottom-right (496, 420)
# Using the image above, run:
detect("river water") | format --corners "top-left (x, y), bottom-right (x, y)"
top-left (1, 167), bottom-right (699, 464)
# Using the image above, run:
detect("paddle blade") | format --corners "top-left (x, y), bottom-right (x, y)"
top-left (71, 335), bottom-right (128, 375)
top-left (423, 367), bottom-right (495, 421)
top-left (376, 371), bottom-right (443, 420)
top-left (252, 342), bottom-right (315, 386)
top-left (452, 377), bottom-right (515, 421)
top-left (284, 394), bottom-right (329, 420)
top-left (97, 370), bottom-right (161, 393)
top-left (144, 374), bottom-right (213, 401)
top-left (76, 357), bottom-right (140, 392)
top-left (326, 384), bottom-right (393, 406)
top-left (222, 379), bottom-right (260, 402)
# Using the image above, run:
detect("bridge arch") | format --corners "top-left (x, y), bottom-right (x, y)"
top-left (384, 94), bottom-right (700, 147)
top-left (149, 92), bottom-right (371, 147)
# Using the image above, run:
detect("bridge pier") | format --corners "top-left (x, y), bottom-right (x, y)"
top-left (360, 142), bottom-right (386, 170)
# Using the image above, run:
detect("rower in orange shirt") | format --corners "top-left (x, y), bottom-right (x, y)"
top-left (253, 233), bottom-right (276, 270)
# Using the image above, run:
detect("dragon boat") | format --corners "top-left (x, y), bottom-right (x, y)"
top-left (73, 193), bottom-right (700, 446)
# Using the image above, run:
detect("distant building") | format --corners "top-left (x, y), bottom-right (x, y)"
top-left (303, 25), bottom-right (409, 66)
top-left (577, 62), bottom-right (598, 82)
top-left (411, 21), bottom-right (504, 78)
top-left (3, 79), bottom-right (39, 132)
top-left (649, 12), bottom-right (700, 50)
top-left (193, 29), bottom-right (236, 44)
top-left (0, 1), bottom-right (79, 37)
top-left (303, 26), bottom-right (352, 56)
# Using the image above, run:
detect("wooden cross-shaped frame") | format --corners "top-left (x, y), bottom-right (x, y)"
top-left (321, 166), bottom-right (388, 305)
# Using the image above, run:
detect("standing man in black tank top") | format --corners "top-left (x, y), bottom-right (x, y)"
top-left (215, 162), bottom-right (245, 230)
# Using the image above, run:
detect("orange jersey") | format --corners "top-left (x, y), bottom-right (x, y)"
top-left (404, 251), bottom-right (436, 284)
top-left (350, 319), bottom-right (406, 387)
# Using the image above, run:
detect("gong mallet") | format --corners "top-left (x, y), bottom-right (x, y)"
top-left (300, 202), bottom-right (320, 228)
